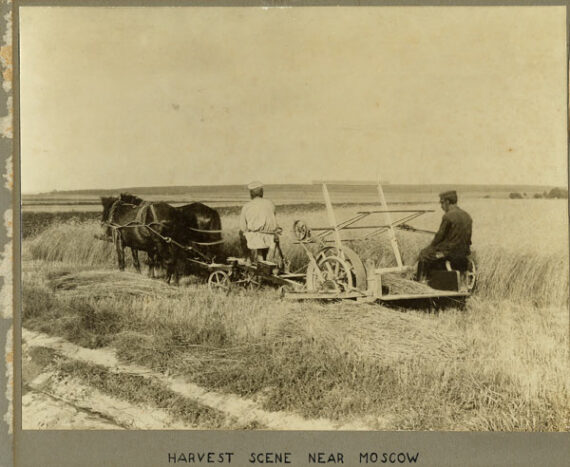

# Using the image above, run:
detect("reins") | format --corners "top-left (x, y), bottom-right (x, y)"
top-left (103, 200), bottom-right (224, 261)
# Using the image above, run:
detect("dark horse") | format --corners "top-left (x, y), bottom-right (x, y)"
top-left (175, 202), bottom-right (223, 263)
top-left (100, 194), bottom-right (182, 283)
top-left (174, 202), bottom-right (224, 276)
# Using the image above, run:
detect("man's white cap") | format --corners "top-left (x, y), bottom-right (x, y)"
top-left (247, 181), bottom-right (264, 190)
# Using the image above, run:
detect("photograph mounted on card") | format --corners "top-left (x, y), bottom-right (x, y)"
top-left (13, 3), bottom-right (568, 463)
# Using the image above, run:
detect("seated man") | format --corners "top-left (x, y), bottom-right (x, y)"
top-left (416, 190), bottom-right (472, 281)
top-left (239, 181), bottom-right (280, 262)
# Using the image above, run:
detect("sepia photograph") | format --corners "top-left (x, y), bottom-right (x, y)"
top-left (14, 1), bottom-right (568, 456)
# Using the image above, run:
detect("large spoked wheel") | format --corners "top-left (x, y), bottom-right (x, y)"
top-left (313, 246), bottom-right (367, 291)
top-left (306, 255), bottom-right (354, 293)
top-left (208, 270), bottom-right (231, 294)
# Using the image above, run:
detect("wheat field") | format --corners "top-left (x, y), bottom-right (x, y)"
top-left (22, 198), bottom-right (570, 430)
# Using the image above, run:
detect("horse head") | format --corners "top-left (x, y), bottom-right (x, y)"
top-left (119, 193), bottom-right (145, 205)
top-left (100, 196), bottom-right (118, 237)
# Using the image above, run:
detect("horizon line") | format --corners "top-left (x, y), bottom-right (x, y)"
top-left (21, 181), bottom-right (564, 196)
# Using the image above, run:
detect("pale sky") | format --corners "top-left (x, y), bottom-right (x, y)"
top-left (20, 6), bottom-right (567, 193)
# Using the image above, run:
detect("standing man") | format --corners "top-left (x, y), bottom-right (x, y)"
top-left (239, 181), bottom-right (280, 262)
top-left (416, 190), bottom-right (472, 281)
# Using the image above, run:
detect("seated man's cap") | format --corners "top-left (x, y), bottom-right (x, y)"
top-left (439, 190), bottom-right (458, 203)
top-left (248, 181), bottom-right (264, 190)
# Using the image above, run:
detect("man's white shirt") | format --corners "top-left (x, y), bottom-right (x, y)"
top-left (239, 197), bottom-right (278, 249)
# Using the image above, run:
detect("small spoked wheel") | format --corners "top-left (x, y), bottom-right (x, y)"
top-left (293, 219), bottom-right (311, 241)
top-left (233, 270), bottom-right (261, 291)
top-left (208, 270), bottom-right (231, 294)
top-left (242, 271), bottom-right (262, 290)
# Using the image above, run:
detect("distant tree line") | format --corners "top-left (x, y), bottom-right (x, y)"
top-left (509, 187), bottom-right (568, 199)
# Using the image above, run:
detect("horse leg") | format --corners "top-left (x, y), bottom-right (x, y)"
top-left (156, 242), bottom-right (174, 284)
top-left (166, 263), bottom-right (174, 284)
top-left (147, 249), bottom-right (159, 278)
top-left (165, 258), bottom-right (176, 284)
top-left (115, 234), bottom-right (126, 271)
top-left (132, 248), bottom-right (141, 273)
top-left (172, 253), bottom-right (183, 286)
top-left (147, 252), bottom-right (154, 278)
top-left (168, 247), bottom-right (182, 285)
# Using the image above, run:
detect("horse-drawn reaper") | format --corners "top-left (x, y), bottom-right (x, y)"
top-left (205, 181), bottom-right (477, 307)
top-left (99, 183), bottom-right (476, 307)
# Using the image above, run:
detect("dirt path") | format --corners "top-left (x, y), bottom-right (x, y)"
top-left (23, 328), bottom-right (375, 430)
top-left (22, 390), bottom-right (125, 430)
top-left (24, 371), bottom-right (191, 430)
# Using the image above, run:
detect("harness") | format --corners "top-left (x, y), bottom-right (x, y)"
top-left (104, 200), bottom-right (163, 235)
top-left (187, 227), bottom-right (223, 234)
top-left (102, 200), bottom-right (224, 261)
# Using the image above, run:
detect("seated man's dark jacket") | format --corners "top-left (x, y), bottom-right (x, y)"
top-left (431, 206), bottom-right (472, 258)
